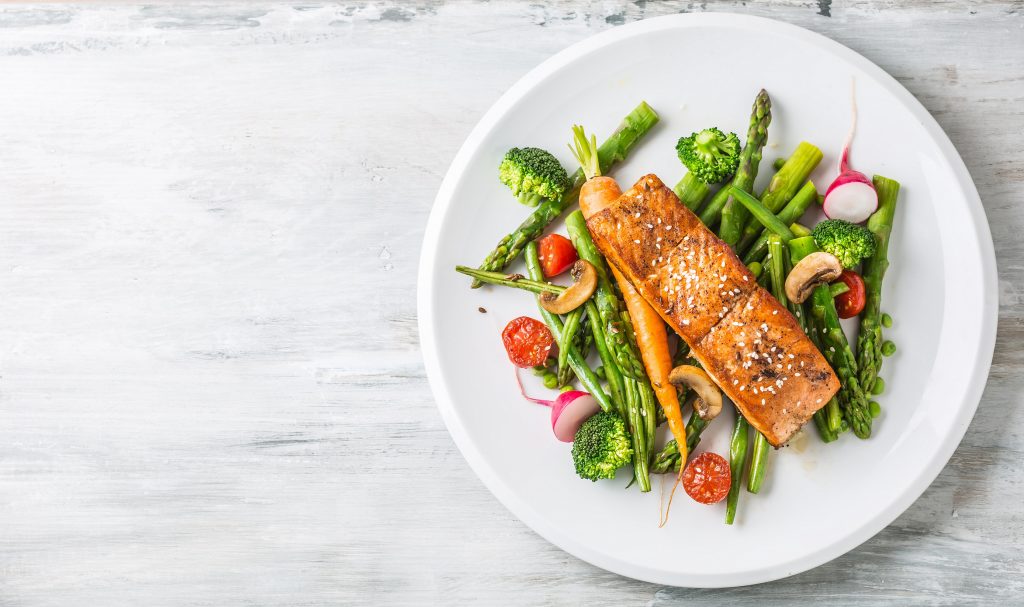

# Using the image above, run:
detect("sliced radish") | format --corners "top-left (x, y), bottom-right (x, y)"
top-left (823, 174), bottom-right (877, 223)
top-left (823, 81), bottom-right (877, 224)
top-left (550, 392), bottom-right (601, 442)
top-left (514, 370), bottom-right (601, 442)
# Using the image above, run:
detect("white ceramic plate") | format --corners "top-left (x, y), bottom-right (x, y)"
top-left (418, 14), bottom-right (996, 587)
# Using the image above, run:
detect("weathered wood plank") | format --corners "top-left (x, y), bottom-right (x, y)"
top-left (0, 2), bottom-right (1020, 605)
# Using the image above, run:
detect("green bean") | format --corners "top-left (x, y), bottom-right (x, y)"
top-left (725, 412), bottom-right (750, 525)
top-left (557, 307), bottom-right (584, 386)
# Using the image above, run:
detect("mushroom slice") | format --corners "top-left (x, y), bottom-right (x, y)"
top-left (668, 365), bottom-right (723, 421)
top-left (785, 251), bottom-right (843, 304)
top-left (539, 260), bottom-right (597, 315)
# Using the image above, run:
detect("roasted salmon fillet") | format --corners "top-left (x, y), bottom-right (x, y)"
top-left (586, 174), bottom-right (839, 446)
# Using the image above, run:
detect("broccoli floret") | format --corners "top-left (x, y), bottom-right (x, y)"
top-left (812, 219), bottom-right (877, 269)
top-left (499, 147), bottom-right (570, 207)
top-left (675, 127), bottom-right (741, 184)
top-left (571, 412), bottom-right (633, 481)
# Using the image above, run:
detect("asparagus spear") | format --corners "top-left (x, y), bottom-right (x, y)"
top-left (735, 143), bottom-right (823, 252)
top-left (858, 175), bottom-right (900, 393)
top-left (789, 236), bottom-right (873, 438)
top-left (619, 307), bottom-right (658, 468)
top-left (673, 171), bottom-right (711, 212)
top-left (471, 102), bottom-right (659, 286)
top-left (521, 242), bottom-right (614, 412)
top-left (574, 311), bottom-right (593, 360)
top-left (584, 299), bottom-right (626, 412)
top-left (717, 90), bottom-right (772, 246)
top-left (772, 157), bottom-right (826, 202)
top-left (813, 297), bottom-right (872, 439)
top-left (621, 375), bottom-right (651, 492)
top-left (697, 91), bottom-right (771, 228)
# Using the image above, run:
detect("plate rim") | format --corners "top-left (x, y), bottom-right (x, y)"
top-left (417, 12), bottom-right (998, 587)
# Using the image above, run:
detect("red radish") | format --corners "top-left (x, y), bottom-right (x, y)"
top-left (515, 370), bottom-right (601, 442)
top-left (822, 82), bottom-right (877, 224)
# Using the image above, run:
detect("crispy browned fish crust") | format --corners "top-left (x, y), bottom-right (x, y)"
top-left (586, 174), bottom-right (839, 446)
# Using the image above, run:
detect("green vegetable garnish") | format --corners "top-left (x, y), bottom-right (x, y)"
top-left (499, 147), bottom-right (570, 207)
top-left (811, 219), bottom-right (877, 269)
top-left (675, 127), bottom-right (742, 185)
top-left (571, 412), bottom-right (633, 481)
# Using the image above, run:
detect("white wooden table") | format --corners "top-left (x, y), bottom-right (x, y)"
top-left (1, 2), bottom-right (1021, 604)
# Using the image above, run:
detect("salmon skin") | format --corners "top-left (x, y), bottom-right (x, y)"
top-left (586, 174), bottom-right (839, 446)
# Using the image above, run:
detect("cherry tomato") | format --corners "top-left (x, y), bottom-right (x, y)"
top-left (501, 316), bottom-right (555, 368)
top-left (834, 269), bottom-right (866, 319)
top-left (682, 452), bottom-right (732, 505)
top-left (538, 233), bottom-right (578, 278)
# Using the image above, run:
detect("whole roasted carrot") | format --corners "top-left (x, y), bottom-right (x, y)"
top-left (611, 265), bottom-right (687, 458)
top-left (577, 175), bottom-right (621, 217)
top-left (570, 126), bottom-right (688, 466)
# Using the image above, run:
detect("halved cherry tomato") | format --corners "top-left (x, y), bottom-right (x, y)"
top-left (682, 452), bottom-right (732, 504)
top-left (538, 234), bottom-right (578, 278)
top-left (834, 269), bottom-right (866, 319)
top-left (501, 316), bottom-right (555, 368)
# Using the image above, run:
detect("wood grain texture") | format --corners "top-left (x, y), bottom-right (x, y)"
top-left (0, 1), bottom-right (1020, 605)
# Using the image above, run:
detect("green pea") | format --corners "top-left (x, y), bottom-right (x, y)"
top-left (532, 366), bottom-right (547, 376)
top-left (545, 356), bottom-right (557, 369)
top-left (882, 340), bottom-right (896, 357)
top-left (595, 365), bottom-right (606, 380)
top-left (869, 401), bottom-right (882, 418)
top-left (560, 384), bottom-right (574, 393)
top-left (881, 313), bottom-right (893, 328)
top-left (872, 377), bottom-right (886, 395)
top-left (748, 262), bottom-right (763, 279)
top-left (542, 372), bottom-right (558, 389)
